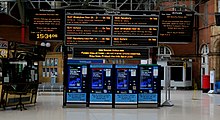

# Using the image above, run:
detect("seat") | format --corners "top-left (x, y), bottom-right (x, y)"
top-left (14, 83), bottom-right (30, 111)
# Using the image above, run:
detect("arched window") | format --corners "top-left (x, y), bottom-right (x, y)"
top-left (201, 44), bottom-right (209, 76)
top-left (55, 45), bottom-right (73, 53)
top-left (201, 44), bottom-right (209, 64)
top-left (157, 46), bottom-right (172, 59)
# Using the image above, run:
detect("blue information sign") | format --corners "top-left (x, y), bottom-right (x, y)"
top-left (67, 93), bottom-right (86, 102)
top-left (115, 94), bottom-right (137, 103)
top-left (138, 93), bottom-right (157, 103)
top-left (67, 59), bottom-right (103, 64)
top-left (90, 93), bottom-right (112, 103)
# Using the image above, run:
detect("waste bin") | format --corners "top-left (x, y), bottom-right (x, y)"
top-left (214, 81), bottom-right (220, 93)
top-left (202, 75), bottom-right (210, 93)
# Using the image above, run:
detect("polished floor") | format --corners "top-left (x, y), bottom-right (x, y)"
top-left (1, 90), bottom-right (220, 120)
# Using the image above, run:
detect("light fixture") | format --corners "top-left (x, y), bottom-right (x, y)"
top-left (40, 42), bottom-right (46, 47)
top-left (45, 42), bottom-right (51, 47)
top-left (40, 42), bottom-right (51, 47)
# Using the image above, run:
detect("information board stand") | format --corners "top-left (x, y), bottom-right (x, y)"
top-left (162, 66), bottom-right (174, 106)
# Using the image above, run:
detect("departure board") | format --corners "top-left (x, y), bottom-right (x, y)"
top-left (112, 14), bottom-right (159, 46)
top-left (65, 36), bottom-right (111, 46)
top-left (113, 16), bottom-right (158, 25)
top-left (66, 26), bottom-right (111, 35)
top-left (159, 11), bottom-right (194, 42)
top-left (29, 9), bottom-right (64, 41)
top-left (65, 10), bottom-right (112, 46)
top-left (73, 48), bottom-right (149, 59)
top-left (64, 10), bottom-right (159, 47)
top-left (66, 15), bottom-right (111, 25)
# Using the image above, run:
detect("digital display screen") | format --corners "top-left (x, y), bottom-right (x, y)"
top-left (66, 15), bottom-right (111, 25)
top-left (117, 69), bottom-right (128, 90)
top-left (112, 37), bottom-right (157, 46)
top-left (91, 69), bottom-right (103, 89)
top-left (68, 66), bottom-right (82, 89)
top-left (29, 9), bottom-right (64, 41)
top-left (66, 26), bottom-right (111, 35)
top-left (113, 15), bottom-right (158, 25)
top-left (65, 36), bottom-right (111, 46)
top-left (73, 48), bottom-right (149, 59)
top-left (159, 11), bottom-right (194, 42)
top-left (140, 67), bottom-right (153, 90)
top-left (113, 26), bottom-right (158, 36)
top-left (65, 10), bottom-right (159, 47)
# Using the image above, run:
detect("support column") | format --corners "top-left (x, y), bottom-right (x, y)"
top-left (17, 0), bottom-right (25, 43)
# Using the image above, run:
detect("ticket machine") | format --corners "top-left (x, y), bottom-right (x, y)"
top-left (65, 62), bottom-right (88, 107)
top-left (138, 64), bottom-right (161, 108)
top-left (114, 64), bottom-right (138, 108)
top-left (89, 64), bottom-right (113, 108)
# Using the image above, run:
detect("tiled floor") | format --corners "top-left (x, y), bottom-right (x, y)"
top-left (1, 90), bottom-right (220, 120)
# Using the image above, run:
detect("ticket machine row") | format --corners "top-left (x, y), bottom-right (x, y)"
top-left (63, 63), bottom-right (161, 108)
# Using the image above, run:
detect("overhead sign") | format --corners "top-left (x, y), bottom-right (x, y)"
top-left (73, 48), bottom-right (149, 59)
top-left (65, 10), bottom-right (159, 47)
top-left (159, 11), bottom-right (194, 42)
top-left (29, 9), bottom-right (64, 41)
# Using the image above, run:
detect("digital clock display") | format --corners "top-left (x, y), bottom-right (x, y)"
top-left (36, 34), bottom-right (58, 39)
top-left (29, 9), bottom-right (64, 41)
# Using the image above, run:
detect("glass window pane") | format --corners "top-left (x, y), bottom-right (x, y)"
top-left (160, 47), bottom-right (164, 54)
top-left (166, 48), bottom-right (170, 54)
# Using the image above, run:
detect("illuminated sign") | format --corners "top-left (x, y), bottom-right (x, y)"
top-left (73, 48), bottom-right (149, 59)
top-left (66, 15), bottom-right (111, 25)
top-left (159, 11), bottom-right (194, 42)
top-left (29, 9), bottom-right (64, 41)
top-left (65, 10), bottom-right (159, 47)
top-left (65, 36), bottom-right (111, 46)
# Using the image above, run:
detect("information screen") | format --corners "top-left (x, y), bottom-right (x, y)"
top-left (113, 15), bottom-right (158, 25)
top-left (140, 67), bottom-right (153, 90)
top-left (159, 11), bottom-right (194, 42)
top-left (73, 48), bottom-right (149, 59)
top-left (29, 9), bottom-right (64, 41)
top-left (68, 66), bottom-right (82, 89)
top-left (65, 10), bottom-right (159, 47)
top-left (117, 69), bottom-right (128, 90)
top-left (91, 68), bottom-right (103, 89)
top-left (66, 15), bottom-right (111, 25)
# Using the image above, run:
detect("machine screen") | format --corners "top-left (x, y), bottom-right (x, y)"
top-left (68, 66), bottom-right (82, 89)
top-left (117, 69), bottom-right (128, 89)
top-left (91, 69), bottom-right (103, 89)
top-left (140, 68), bottom-right (152, 90)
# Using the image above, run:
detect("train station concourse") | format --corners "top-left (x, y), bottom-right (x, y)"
top-left (0, 0), bottom-right (220, 120)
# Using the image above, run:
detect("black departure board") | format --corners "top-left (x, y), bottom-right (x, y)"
top-left (113, 16), bottom-right (158, 25)
top-left (112, 14), bottom-right (159, 46)
top-left (66, 26), bottom-right (111, 35)
top-left (113, 37), bottom-right (157, 46)
top-left (64, 10), bottom-right (159, 47)
top-left (29, 9), bottom-right (64, 41)
top-left (66, 15), bottom-right (111, 25)
top-left (73, 48), bottom-right (149, 59)
top-left (65, 36), bottom-right (111, 46)
top-left (65, 10), bottom-right (112, 46)
top-left (113, 26), bottom-right (158, 36)
top-left (159, 11), bottom-right (194, 42)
